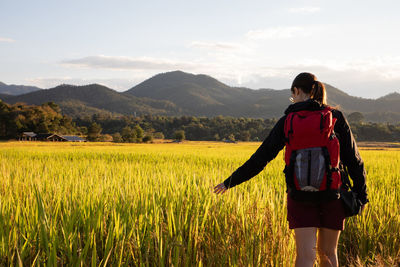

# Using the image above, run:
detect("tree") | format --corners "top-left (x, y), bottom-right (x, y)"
top-left (174, 130), bottom-right (185, 141)
top-left (0, 100), bottom-right (9, 137)
top-left (121, 126), bottom-right (136, 143)
top-left (79, 126), bottom-right (88, 135)
top-left (348, 112), bottom-right (364, 123)
top-left (44, 101), bottom-right (61, 113)
top-left (153, 132), bottom-right (165, 139)
top-left (37, 121), bottom-right (50, 133)
top-left (134, 125), bottom-right (144, 142)
top-left (112, 132), bottom-right (123, 143)
top-left (87, 122), bottom-right (102, 141)
top-left (99, 134), bottom-right (113, 142)
top-left (239, 130), bottom-right (251, 141)
top-left (143, 135), bottom-right (153, 143)
top-left (228, 133), bottom-right (235, 142)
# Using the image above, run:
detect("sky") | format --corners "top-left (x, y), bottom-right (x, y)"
top-left (1, 0), bottom-right (400, 98)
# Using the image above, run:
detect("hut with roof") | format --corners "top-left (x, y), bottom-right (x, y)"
top-left (20, 132), bottom-right (86, 142)
top-left (21, 132), bottom-right (37, 141)
top-left (61, 135), bottom-right (86, 142)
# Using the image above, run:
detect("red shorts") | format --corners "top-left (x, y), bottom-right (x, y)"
top-left (287, 194), bottom-right (346, 230)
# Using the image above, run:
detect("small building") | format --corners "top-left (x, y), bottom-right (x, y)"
top-left (35, 133), bottom-right (56, 141)
top-left (20, 132), bottom-right (86, 142)
top-left (61, 135), bottom-right (86, 142)
top-left (21, 132), bottom-right (37, 141)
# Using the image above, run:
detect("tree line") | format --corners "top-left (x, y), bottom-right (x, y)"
top-left (1, 100), bottom-right (399, 142)
top-left (0, 100), bottom-right (80, 138)
top-left (74, 113), bottom-right (277, 142)
top-left (78, 112), bottom-right (400, 143)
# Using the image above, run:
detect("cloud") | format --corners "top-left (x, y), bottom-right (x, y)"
top-left (190, 41), bottom-right (240, 50)
top-left (61, 55), bottom-right (207, 71)
top-left (245, 26), bottom-right (316, 40)
top-left (289, 7), bottom-right (321, 14)
top-left (0, 37), bottom-right (15, 43)
top-left (222, 62), bottom-right (400, 98)
top-left (26, 59), bottom-right (400, 98)
top-left (57, 53), bottom-right (400, 98)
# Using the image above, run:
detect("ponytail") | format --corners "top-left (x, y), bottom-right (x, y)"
top-left (311, 80), bottom-right (327, 105)
top-left (291, 72), bottom-right (327, 105)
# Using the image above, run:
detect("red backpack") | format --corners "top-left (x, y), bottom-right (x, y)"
top-left (284, 106), bottom-right (342, 201)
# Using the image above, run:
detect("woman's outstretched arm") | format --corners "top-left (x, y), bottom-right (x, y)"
top-left (220, 116), bottom-right (286, 190)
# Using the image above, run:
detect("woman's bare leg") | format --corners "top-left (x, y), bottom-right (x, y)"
top-left (294, 227), bottom-right (318, 267)
top-left (317, 228), bottom-right (341, 267)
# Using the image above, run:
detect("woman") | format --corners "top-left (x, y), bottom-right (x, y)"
top-left (213, 72), bottom-right (368, 267)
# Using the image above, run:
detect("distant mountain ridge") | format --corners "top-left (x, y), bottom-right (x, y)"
top-left (125, 71), bottom-right (400, 120)
top-left (0, 82), bottom-right (42, 95)
top-left (1, 83), bottom-right (181, 117)
top-left (1, 71), bottom-right (400, 122)
top-left (377, 92), bottom-right (400, 101)
top-left (124, 71), bottom-right (290, 117)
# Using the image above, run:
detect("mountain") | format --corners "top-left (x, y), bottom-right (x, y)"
top-left (3, 83), bottom-right (181, 117)
top-left (377, 92), bottom-right (400, 101)
top-left (124, 71), bottom-right (291, 117)
top-left (125, 71), bottom-right (400, 120)
top-left (2, 71), bottom-right (400, 122)
top-left (320, 85), bottom-right (400, 122)
top-left (0, 82), bottom-right (42, 95)
top-left (0, 93), bottom-right (11, 101)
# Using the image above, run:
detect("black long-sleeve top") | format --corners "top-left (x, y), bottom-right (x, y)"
top-left (223, 100), bottom-right (369, 204)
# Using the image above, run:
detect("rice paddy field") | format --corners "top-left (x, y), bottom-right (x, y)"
top-left (0, 141), bottom-right (399, 266)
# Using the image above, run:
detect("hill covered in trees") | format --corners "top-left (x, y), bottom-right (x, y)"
top-left (126, 71), bottom-right (400, 122)
top-left (2, 84), bottom-right (181, 118)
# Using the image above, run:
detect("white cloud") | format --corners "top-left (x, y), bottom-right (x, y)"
top-left (220, 62), bottom-right (400, 98)
top-left (190, 41), bottom-right (240, 50)
top-left (57, 53), bottom-right (400, 98)
top-left (245, 26), bottom-right (316, 40)
top-left (61, 55), bottom-right (208, 71)
top-left (289, 7), bottom-right (321, 14)
top-left (0, 37), bottom-right (15, 43)
top-left (24, 59), bottom-right (400, 98)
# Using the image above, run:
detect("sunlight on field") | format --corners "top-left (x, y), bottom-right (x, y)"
top-left (0, 141), bottom-right (399, 266)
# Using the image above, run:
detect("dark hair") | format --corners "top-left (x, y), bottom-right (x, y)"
top-left (291, 72), bottom-right (327, 105)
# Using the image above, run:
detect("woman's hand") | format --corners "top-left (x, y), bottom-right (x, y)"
top-left (213, 183), bottom-right (228, 194)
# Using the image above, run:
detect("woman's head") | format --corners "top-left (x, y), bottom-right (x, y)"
top-left (290, 72), bottom-right (327, 105)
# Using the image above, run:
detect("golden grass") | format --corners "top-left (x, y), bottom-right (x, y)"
top-left (0, 141), bottom-right (399, 266)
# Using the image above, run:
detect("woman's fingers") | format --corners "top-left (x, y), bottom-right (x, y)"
top-left (215, 183), bottom-right (225, 191)
top-left (213, 185), bottom-right (222, 194)
top-left (215, 188), bottom-right (225, 194)
top-left (213, 183), bottom-right (227, 194)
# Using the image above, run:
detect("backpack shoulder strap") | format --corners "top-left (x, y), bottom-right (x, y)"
top-left (284, 112), bottom-right (297, 144)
